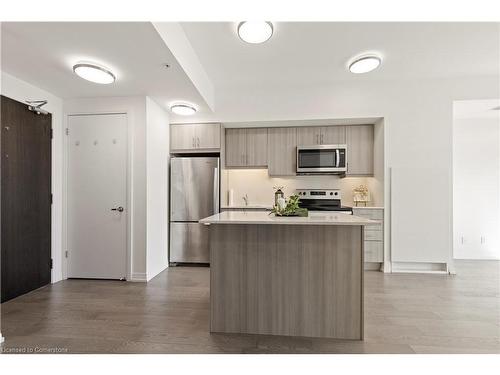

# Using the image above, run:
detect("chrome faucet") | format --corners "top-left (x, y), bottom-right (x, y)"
top-left (243, 194), bottom-right (249, 206)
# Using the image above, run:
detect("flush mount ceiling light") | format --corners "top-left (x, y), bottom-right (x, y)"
top-left (170, 103), bottom-right (197, 116)
top-left (73, 62), bottom-right (116, 84)
top-left (348, 55), bottom-right (382, 74)
top-left (237, 21), bottom-right (273, 44)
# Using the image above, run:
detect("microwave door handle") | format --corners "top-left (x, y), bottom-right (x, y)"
top-left (336, 149), bottom-right (340, 167)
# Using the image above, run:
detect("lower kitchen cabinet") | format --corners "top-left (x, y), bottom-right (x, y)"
top-left (364, 241), bottom-right (384, 263)
top-left (352, 207), bottom-right (384, 263)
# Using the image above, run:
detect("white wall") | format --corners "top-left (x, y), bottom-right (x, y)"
top-left (1, 72), bottom-right (64, 283)
top-left (453, 115), bottom-right (500, 259)
top-left (369, 118), bottom-right (385, 207)
top-left (145, 97), bottom-right (169, 281)
top-left (64, 96), bottom-right (147, 281)
top-left (201, 76), bottom-right (499, 271)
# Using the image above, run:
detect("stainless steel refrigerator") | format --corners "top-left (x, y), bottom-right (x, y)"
top-left (169, 157), bottom-right (219, 264)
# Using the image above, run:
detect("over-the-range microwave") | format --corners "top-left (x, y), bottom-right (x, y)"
top-left (296, 144), bottom-right (347, 174)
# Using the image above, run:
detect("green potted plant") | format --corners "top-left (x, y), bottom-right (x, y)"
top-left (270, 192), bottom-right (308, 217)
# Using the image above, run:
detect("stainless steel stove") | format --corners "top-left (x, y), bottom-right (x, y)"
top-left (296, 189), bottom-right (353, 213)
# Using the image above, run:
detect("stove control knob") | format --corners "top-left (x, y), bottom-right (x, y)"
top-left (330, 192), bottom-right (333, 195)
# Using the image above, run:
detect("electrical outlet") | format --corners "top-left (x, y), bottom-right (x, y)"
top-left (460, 236), bottom-right (465, 245)
top-left (480, 236), bottom-right (486, 245)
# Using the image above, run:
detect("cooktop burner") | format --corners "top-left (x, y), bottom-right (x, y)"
top-left (295, 189), bottom-right (353, 213)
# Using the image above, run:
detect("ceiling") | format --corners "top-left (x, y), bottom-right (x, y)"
top-left (181, 22), bottom-right (500, 89)
top-left (2, 22), bottom-right (498, 123)
top-left (1, 22), bottom-right (212, 116)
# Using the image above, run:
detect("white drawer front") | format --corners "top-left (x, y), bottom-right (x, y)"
top-left (353, 208), bottom-right (384, 220)
top-left (364, 223), bottom-right (383, 231)
top-left (364, 230), bottom-right (383, 241)
top-left (364, 241), bottom-right (383, 262)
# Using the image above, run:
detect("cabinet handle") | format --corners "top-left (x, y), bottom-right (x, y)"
top-left (192, 137), bottom-right (195, 148)
top-left (197, 137), bottom-right (200, 148)
top-left (316, 134), bottom-right (319, 144)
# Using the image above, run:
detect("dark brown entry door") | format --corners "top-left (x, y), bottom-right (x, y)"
top-left (1, 95), bottom-right (52, 303)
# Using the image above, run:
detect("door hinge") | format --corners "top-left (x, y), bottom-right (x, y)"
top-left (50, 258), bottom-right (53, 269)
top-left (50, 193), bottom-right (53, 204)
top-left (65, 128), bottom-right (69, 135)
top-left (65, 250), bottom-right (69, 258)
top-left (50, 128), bottom-right (53, 139)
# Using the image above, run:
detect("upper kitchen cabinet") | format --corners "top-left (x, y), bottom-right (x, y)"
top-left (346, 125), bottom-right (374, 176)
top-left (170, 123), bottom-right (221, 153)
top-left (225, 128), bottom-right (268, 167)
top-left (267, 127), bottom-right (297, 176)
top-left (225, 128), bottom-right (247, 167)
top-left (246, 128), bottom-right (268, 167)
top-left (322, 126), bottom-right (346, 144)
top-left (297, 126), bottom-right (346, 145)
top-left (297, 126), bottom-right (322, 145)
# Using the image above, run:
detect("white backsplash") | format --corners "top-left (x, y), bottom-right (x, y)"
top-left (223, 169), bottom-right (382, 207)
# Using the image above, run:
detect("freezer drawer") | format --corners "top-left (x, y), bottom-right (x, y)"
top-left (170, 222), bottom-right (210, 263)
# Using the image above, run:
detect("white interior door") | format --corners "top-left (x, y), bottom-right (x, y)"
top-left (67, 113), bottom-right (127, 279)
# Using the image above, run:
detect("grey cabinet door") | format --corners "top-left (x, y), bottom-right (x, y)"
top-left (246, 128), bottom-right (268, 167)
top-left (346, 125), bottom-right (374, 176)
top-left (194, 123), bottom-right (221, 150)
top-left (322, 126), bottom-right (346, 144)
top-left (364, 241), bottom-right (383, 262)
top-left (268, 127), bottom-right (297, 176)
top-left (225, 128), bottom-right (247, 167)
top-left (297, 126), bottom-right (322, 145)
top-left (170, 124), bottom-right (196, 151)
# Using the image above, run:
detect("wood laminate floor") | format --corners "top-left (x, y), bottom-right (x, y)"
top-left (1, 260), bottom-right (499, 354)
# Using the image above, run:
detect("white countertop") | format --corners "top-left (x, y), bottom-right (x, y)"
top-left (200, 211), bottom-right (378, 226)
top-left (221, 205), bottom-right (384, 210)
top-left (221, 205), bottom-right (272, 210)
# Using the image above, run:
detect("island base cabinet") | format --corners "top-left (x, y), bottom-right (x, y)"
top-left (209, 224), bottom-right (363, 340)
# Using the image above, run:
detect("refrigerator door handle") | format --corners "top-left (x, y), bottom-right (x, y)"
top-left (213, 166), bottom-right (219, 213)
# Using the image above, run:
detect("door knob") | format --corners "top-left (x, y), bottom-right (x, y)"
top-left (111, 206), bottom-right (124, 212)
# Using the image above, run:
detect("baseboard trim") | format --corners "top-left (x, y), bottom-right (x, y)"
top-left (364, 262), bottom-right (382, 271)
top-left (391, 261), bottom-right (448, 274)
top-left (146, 264), bottom-right (168, 282)
top-left (129, 272), bottom-right (147, 282)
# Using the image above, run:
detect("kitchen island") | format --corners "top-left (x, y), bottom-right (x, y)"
top-left (199, 211), bottom-right (377, 340)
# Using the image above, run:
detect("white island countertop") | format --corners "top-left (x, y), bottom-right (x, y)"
top-left (200, 211), bottom-right (378, 226)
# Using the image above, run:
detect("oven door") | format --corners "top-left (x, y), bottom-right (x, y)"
top-left (296, 145), bottom-right (347, 173)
